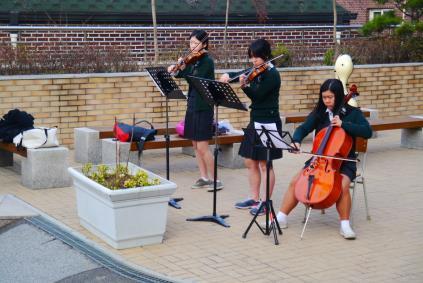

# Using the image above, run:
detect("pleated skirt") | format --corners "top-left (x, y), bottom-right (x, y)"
top-left (183, 110), bottom-right (214, 141)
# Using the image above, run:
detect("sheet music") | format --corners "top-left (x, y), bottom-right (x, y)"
top-left (254, 122), bottom-right (292, 149)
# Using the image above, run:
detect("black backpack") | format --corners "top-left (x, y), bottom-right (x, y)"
top-left (113, 120), bottom-right (157, 158)
top-left (0, 109), bottom-right (35, 142)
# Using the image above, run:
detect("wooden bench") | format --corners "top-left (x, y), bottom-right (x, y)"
top-left (101, 133), bottom-right (246, 168)
top-left (0, 141), bottom-right (71, 189)
top-left (74, 110), bottom-right (372, 165)
top-left (355, 116), bottom-right (423, 150)
top-left (91, 112), bottom-right (318, 141)
top-left (0, 141), bottom-right (27, 159)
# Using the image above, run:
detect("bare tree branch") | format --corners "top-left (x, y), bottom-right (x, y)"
top-left (252, 0), bottom-right (268, 23)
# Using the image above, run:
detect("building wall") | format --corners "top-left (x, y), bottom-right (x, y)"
top-left (0, 63), bottom-right (422, 147)
top-left (337, 0), bottom-right (397, 24)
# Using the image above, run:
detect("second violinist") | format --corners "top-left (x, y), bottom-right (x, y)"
top-left (167, 29), bottom-right (224, 191)
top-left (220, 38), bottom-right (282, 215)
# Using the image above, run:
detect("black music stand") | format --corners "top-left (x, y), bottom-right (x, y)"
top-left (185, 75), bottom-right (247, 228)
top-left (242, 123), bottom-right (296, 245)
top-left (146, 67), bottom-right (186, 209)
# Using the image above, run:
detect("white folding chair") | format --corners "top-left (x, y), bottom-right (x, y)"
top-left (300, 137), bottom-right (371, 238)
top-left (350, 137), bottom-right (371, 224)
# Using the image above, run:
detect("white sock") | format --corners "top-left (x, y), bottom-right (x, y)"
top-left (341, 220), bottom-right (351, 230)
top-left (276, 211), bottom-right (287, 223)
top-left (201, 177), bottom-right (209, 181)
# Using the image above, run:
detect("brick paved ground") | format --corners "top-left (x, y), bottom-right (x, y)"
top-left (0, 130), bottom-right (422, 282)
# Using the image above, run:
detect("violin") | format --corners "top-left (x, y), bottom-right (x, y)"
top-left (170, 49), bottom-right (207, 75)
top-left (244, 64), bottom-right (268, 85)
top-left (183, 49), bottom-right (207, 65)
top-left (228, 53), bottom-right (285, 84)
top-left (293, 96), bottom-right (354, 209)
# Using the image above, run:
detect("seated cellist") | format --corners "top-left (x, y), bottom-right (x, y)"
top-left (270, 78), bottom-right (372, 239)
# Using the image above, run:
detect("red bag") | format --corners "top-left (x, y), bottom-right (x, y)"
top-left (113, 120), bottom-right (156, 142)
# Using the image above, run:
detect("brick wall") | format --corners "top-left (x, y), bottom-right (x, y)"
top-left (0, 63), bottom-right (421, 148)
top-left (0, 26), bottom-right (360, 63)
top-left (0, 31), bottom-right (9, 42)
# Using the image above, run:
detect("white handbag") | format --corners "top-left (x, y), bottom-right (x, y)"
top-left (13, 127), bottom-right (59, 149)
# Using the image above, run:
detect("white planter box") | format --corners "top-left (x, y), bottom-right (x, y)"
top-left (68, 163), bottom-right (177, 249)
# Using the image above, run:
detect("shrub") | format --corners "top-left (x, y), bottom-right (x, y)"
top-left (271, 43), bottom-right (291, 67)
top-left (403, 36), bottom-right (423, 62)
top-left (338, 35), bottom-right (422, 64)
top-left (323, 48), bottom-right (335, 65)
top-left (82, 163), bottom-right (160, 190)
top-left (395, 22), bottom-right (416, 37)
top-left (360, 11), bottom-right (401, 36)
top-left (0, 43), bottom-right (139, 75)
top-left (286, 44), bottom-right (323, 67)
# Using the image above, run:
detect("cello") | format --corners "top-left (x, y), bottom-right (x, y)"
top-left (293, 91), bottom-right (357, 210)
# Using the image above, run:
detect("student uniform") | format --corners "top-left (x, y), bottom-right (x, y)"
top-left (230, 65), bottom-right (283, 161)
top-left (175, 53), bottom-right (215, 141)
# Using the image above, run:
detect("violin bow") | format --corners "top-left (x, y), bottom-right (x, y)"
top-left (290, 149), bottom-right (360, 163)
top-left (228, 53), bottom-right (285, 83)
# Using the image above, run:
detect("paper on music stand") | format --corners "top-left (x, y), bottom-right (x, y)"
top-left (254, 122), bottom-right (291, 149)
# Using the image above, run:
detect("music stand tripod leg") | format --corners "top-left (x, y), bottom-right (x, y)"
top-left (168, 198), bottom-right (184, 209)
top-left (242, 201), bottom-right (266, 238)
top-left (269, 200), bottom-right (283, 235)
top-left (145, 67), bottom-right (186, 210)
top-left (164, 96), bottom-right (184, 209)
top-left (243, 145), bottom-right (282, 245)
top-left (184, 75), bottom-right (248, 228)
top-left (186, 103), bottom-right (230, 228)
top-left (263, 149), bottom-right (282, 243)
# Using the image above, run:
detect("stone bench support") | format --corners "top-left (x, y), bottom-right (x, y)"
top-left (0, 146), bottom-right (71, 189)
top-left (102, 138), bottom-right (140, 165)
top-left (103, 138), bottom-right (245, 169)
top-left (401, 116), bottom-right (423, 149)
top-left (182, 144), bottom-right (244, 169)
top-left (401, 128), bottom-right (422, 149)
top-left (74, 127), bottom-right (102, 164)
top-left (22, 147), bottom-right (71, 189)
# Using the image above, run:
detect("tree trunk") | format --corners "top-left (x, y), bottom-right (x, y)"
top-left (333, 0), bottom-right (339, 60)
top-left (223, 0), bottom-right (230, 68)
top-left (151, 0), bottom-right (159, 64)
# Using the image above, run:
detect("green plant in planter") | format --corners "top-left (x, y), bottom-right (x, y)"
top-left (82, 163), bottom-right (160, 190)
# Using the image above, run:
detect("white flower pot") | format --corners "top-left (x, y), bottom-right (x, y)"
top-left (68, 162), bottom-right (177, 249)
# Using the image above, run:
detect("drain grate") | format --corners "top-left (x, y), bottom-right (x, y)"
top-left (26, 216), bottom-right (176, 283)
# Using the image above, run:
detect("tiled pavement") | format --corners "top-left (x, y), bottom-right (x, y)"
top-left (0, 130), bottom-right (422, 282)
